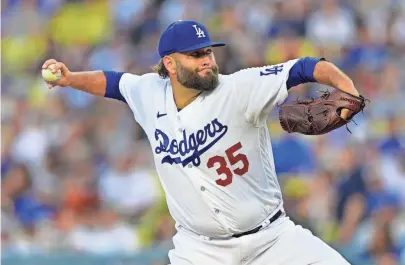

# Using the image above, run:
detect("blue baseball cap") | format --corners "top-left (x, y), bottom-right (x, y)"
top-left (158, 20), bottom-right (226, 58)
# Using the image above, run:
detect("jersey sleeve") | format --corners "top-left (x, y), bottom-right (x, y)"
top-left (118, 73), bottom-right (147, 126)
top-left (231, 59), bottom-right (299, 126)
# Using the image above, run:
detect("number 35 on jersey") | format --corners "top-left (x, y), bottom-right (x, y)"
top-left (154, 118), bottom-right (250, 187)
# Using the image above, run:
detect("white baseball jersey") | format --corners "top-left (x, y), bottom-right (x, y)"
top-left (118, 59), bottom-right (298, 238)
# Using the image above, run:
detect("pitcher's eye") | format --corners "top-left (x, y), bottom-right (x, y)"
top-left (190, 52), bottom-right (200, 58)
top-left (188, 49), bottom-right (212, 58)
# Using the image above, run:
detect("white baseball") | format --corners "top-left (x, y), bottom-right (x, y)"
top-left (42, 64), bottom-right (62, 82)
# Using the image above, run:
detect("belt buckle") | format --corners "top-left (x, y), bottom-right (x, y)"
top-left (232, 209), bottom-right (283, 238)
top-left (262, 218), bottom-right (271, 228)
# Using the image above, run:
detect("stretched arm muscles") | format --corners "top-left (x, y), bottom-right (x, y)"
top-left (313, 60), bottom-right (359, 96)
top-left (285, 57), bottom-right (361, 119)
top-left (42, 60), bottom-right (127, 102)
top-left (67, 71), bottom-right (126, 102)
top-left (67, 71), bottom-right (107, 97)
top-left (287, 57), bottom-right (359, 97)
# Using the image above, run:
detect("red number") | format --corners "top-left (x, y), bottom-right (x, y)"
top-left (225, 142), bottom-right (249, 176)
top-left (207, 142), bottom-right (250, 187)
top-left (207, 156), bottom-right (233, 187)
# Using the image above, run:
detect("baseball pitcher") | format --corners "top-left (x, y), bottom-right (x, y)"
top-left (42, 20), bottom-right (366, 265)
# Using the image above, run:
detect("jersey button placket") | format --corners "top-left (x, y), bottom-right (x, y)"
top-left (175, 113), bottom-right (183, 135)
top-left (212, 207), bottom-right (230, 233)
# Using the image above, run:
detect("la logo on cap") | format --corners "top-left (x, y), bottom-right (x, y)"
top-left (193, 25), bottom-right (206, 38)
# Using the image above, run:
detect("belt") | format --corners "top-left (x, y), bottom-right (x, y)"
top-left (232, 209), bottom-right (283, 238)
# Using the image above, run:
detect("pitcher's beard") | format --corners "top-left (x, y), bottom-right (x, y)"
top-left (176, 63), bottom-right (219, 92)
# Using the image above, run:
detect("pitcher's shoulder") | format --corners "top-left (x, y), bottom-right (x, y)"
top-left (120, 72), bottom-right (169, 96)
top-left (212, 73), bottom-right (240, 97)
top-left (122, 72), bottom-right (167, 88)
top-left (217, 74), bottom-right (235, 89)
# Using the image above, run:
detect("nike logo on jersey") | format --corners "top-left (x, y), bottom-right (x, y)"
top-left (154, 118), bottom-right (228, 167)
top-left (157, 112), bottom-right (167, 118)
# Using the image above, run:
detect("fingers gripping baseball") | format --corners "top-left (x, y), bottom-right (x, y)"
top-left (41, 59), bottom-right (71, 88)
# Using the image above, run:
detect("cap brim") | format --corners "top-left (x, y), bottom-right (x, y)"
top-left (177, 41), bottom-right (226, 53)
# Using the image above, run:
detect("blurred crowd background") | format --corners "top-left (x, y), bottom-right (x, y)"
top-left (2, 0), bottom-right (405, 264)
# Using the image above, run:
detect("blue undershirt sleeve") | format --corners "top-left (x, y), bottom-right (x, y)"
top-left (103, 71), bottom-right (127, 103)
top-left (286, 57), bottom-right (326, 90)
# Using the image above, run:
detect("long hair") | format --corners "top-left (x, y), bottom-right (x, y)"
top-left (152, 58), bottom-right (169, 79)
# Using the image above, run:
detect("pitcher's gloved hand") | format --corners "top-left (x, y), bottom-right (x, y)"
top-left (279, 89), bottom-right (368, 135)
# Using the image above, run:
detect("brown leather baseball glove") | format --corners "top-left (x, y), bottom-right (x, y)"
top-left (279, 89), bottom-right (368, 135)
